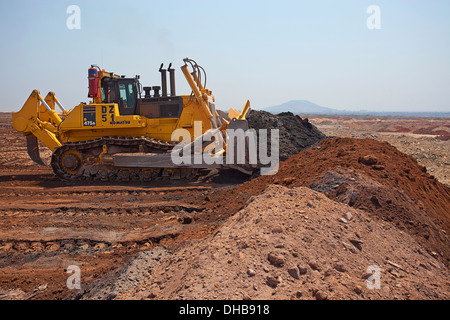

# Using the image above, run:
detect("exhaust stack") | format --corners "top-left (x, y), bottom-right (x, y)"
top-left (168, 63), bottom-right (176, 96)
top-left (159, 64), bottom-right (168, 97)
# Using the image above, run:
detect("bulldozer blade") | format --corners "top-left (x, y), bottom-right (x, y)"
top-left (26, 135), bottom-right (47, 166)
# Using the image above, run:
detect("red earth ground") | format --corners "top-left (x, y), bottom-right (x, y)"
top-left (0, 112), bottom-right (449, 300)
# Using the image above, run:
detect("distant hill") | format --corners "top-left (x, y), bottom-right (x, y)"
top-left (262, 100), bottom-right (450, 118)
top-left (263, 100), bottom-right (338, 115)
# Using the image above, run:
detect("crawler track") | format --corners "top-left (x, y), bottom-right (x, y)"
top-left (51, 136), bottom-right (198, 182)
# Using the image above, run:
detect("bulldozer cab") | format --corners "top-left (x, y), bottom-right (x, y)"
top-left (101, 77), bottom-right (139, 115)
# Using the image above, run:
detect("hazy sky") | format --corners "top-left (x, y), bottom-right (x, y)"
top-left (0, 0), bottom-right (449, 112)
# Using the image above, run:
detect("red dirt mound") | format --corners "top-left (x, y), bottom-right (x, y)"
top-left (437, 135), bottom-right (450, 141)
top-left (201, 138), bottom-right (450, 265)
top-left (412, 127), bottom-right (437, 135)
top-left (119, 185), bottom-right (450, 300)
top-left (433, 130), bottom-right (450, 136)
top-left (268, 138), bottom-right (449, 223)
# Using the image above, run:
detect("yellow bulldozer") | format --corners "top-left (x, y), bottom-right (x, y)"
top-left (12, 58), bottom-right (256, 181)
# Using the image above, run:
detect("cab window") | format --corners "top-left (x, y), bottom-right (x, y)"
top-left (101, 80), bottom-right (116, 103)
top-left (118, 82), bottom-right (136, 111)
top-left (101, 78), bottom-right (137, 115)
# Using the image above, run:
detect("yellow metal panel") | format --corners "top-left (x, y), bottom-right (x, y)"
top-left (176, 96), bottom-right (213, 139)
top-left (30, 123), bottom-right (62, 152)
top-left (238, 100), bottom-right (251, 120)
top-left (60, 104), bottom-right (83, 129)
top-left (228, 108), bottom-right (240, 120)
top-left (179, 111), bottom-right (194, 128)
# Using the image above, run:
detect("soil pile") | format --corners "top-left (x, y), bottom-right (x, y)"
top-left (266, 138), bottom-right (450, 225)
top-left (246, 110), bottom-right (327, 161)
top-left (116, 185), bottom-right (449, 300)
top-left (200, 138), bottom-right (450, 265)
top-left (315, 119), bottom-right (450, 187)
